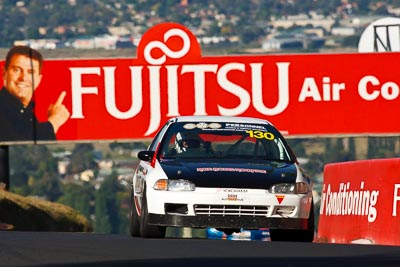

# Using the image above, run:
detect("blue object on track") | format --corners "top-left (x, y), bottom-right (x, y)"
top-left (206, 228), bottom-right (270, 241)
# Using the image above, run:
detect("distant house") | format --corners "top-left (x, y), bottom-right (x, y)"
top-left (80, 170), bottom-right (95, 182)
top-left (14, 39), bottom-right (61, 49)
top-left (115, 35), bottom-right (135, 48)
top-left (331, 27), bottom-right (356, 36)
top-left (269, 14), bottom-right (335, 31)
top-left (262, 33), bottom-right (325, 51)
top-left (67, 35), bottom-right (118, 49)
top-left (68, 37), bottom-right (94, 49)
top-left (263, 34), bottom-right (304, 50)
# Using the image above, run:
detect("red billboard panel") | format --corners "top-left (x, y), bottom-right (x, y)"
top-left (318, 159), bottom-right (400, 245)
top-left (1, 22), bottom-right (400, 144)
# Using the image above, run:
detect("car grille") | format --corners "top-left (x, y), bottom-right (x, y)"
top-left (194, 205), bottom-right (270, 217)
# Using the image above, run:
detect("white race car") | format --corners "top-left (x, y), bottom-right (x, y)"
top-left (130, 116), bottom-right (314, 241)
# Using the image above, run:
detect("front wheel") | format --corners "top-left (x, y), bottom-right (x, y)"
top-left (129, 188), bottom-right (140, 237)
top-left (140, 188), bottom-right (166, 238)
top-left (270, 201), bottom-right (315, 242)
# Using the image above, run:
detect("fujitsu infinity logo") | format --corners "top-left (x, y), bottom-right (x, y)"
top-left (144, 28), bottom-right (191, 65)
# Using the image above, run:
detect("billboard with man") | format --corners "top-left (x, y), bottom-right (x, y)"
top-left (1, 22), bottom-right (400, 144)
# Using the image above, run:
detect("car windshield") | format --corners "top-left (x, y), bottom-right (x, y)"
top-left (158, 121), bottom-right (293, 162)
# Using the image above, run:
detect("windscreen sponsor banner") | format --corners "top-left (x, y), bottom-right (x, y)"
top-left (317, 158), bottom-right (400, 245)
top-left (2, 22), bottom-right (400, 143)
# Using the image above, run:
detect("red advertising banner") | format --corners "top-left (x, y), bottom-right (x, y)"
top-left (1, 22), bottom-right (400, 143)
top-left (317, 159), bottom-right (400, 245)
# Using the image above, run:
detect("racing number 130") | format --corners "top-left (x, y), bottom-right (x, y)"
top-left (246, 130), bottom-right (274, 140)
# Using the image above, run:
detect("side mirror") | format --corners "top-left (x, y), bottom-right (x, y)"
top-left (137, 151), bottom-right (155, 162)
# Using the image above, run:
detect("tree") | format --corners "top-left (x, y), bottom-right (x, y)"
top-left (94, 172), bottom-right (125, 234)
top-left (9, 144), bottom-right (59, 200)
top-left (94, 190), bottom-right (112, 233)
top-left (30, 172), bottom-right (61, 201)
top-left (58, 183), bottom-right (94, 220)
top-left (117, 191), bottom-right (130, 234)
top-left (69, 144), bottom-right (96, 174)
top-left (239, 26), bottom-right (265, 45)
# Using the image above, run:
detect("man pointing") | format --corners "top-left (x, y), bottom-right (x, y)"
top-left (0, 45), bottom-right (70, 142)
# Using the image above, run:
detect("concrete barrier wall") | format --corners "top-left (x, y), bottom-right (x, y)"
top-left (317, 158), bottom-right (400, 245)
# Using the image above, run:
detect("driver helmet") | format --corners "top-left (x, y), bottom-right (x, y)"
top-left (175, 131), bottom-right (201, 153)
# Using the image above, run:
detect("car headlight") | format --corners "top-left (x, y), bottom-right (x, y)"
top-left (153, 179), bottom-right (195, 191)
top-left (269, 182), bottom-right (309, 194)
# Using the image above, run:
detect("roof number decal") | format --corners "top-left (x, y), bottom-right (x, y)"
top-left (246, 130), bottom-right (275, 140)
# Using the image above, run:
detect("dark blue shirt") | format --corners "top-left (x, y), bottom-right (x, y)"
top-left (0, 88), bottom-right (56, 142)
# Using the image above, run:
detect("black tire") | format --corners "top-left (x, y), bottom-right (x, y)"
top-left (304, 201), bottom-right (315, 241)
top-left (140, 188), bottom-right (166, 238)
top-left (129, 188), bottom-right (141, 237)
top-left (270, 201), bottom-right (315, 242)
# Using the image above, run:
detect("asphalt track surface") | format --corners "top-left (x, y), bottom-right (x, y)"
top-left (1, 231), bottom-right (400, 267)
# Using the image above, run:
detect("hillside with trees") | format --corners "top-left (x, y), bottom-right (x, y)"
top-left (0, 0), bottom-right (398, 47)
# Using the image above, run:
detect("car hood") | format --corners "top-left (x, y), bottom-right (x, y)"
top-left (159, 159), bottom-right (297, 189)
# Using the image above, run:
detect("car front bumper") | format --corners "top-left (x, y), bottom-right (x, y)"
top-left (148, 213), bottom-right (310, 230)
top-left (144, 187), bottom-right (313, 230)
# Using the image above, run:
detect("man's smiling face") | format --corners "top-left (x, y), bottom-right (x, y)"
top-left (3, 54), bottom-right (42, 106)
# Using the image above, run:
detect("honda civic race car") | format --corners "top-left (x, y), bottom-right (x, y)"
top-left (130, 116), bottom-right (314, 241)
